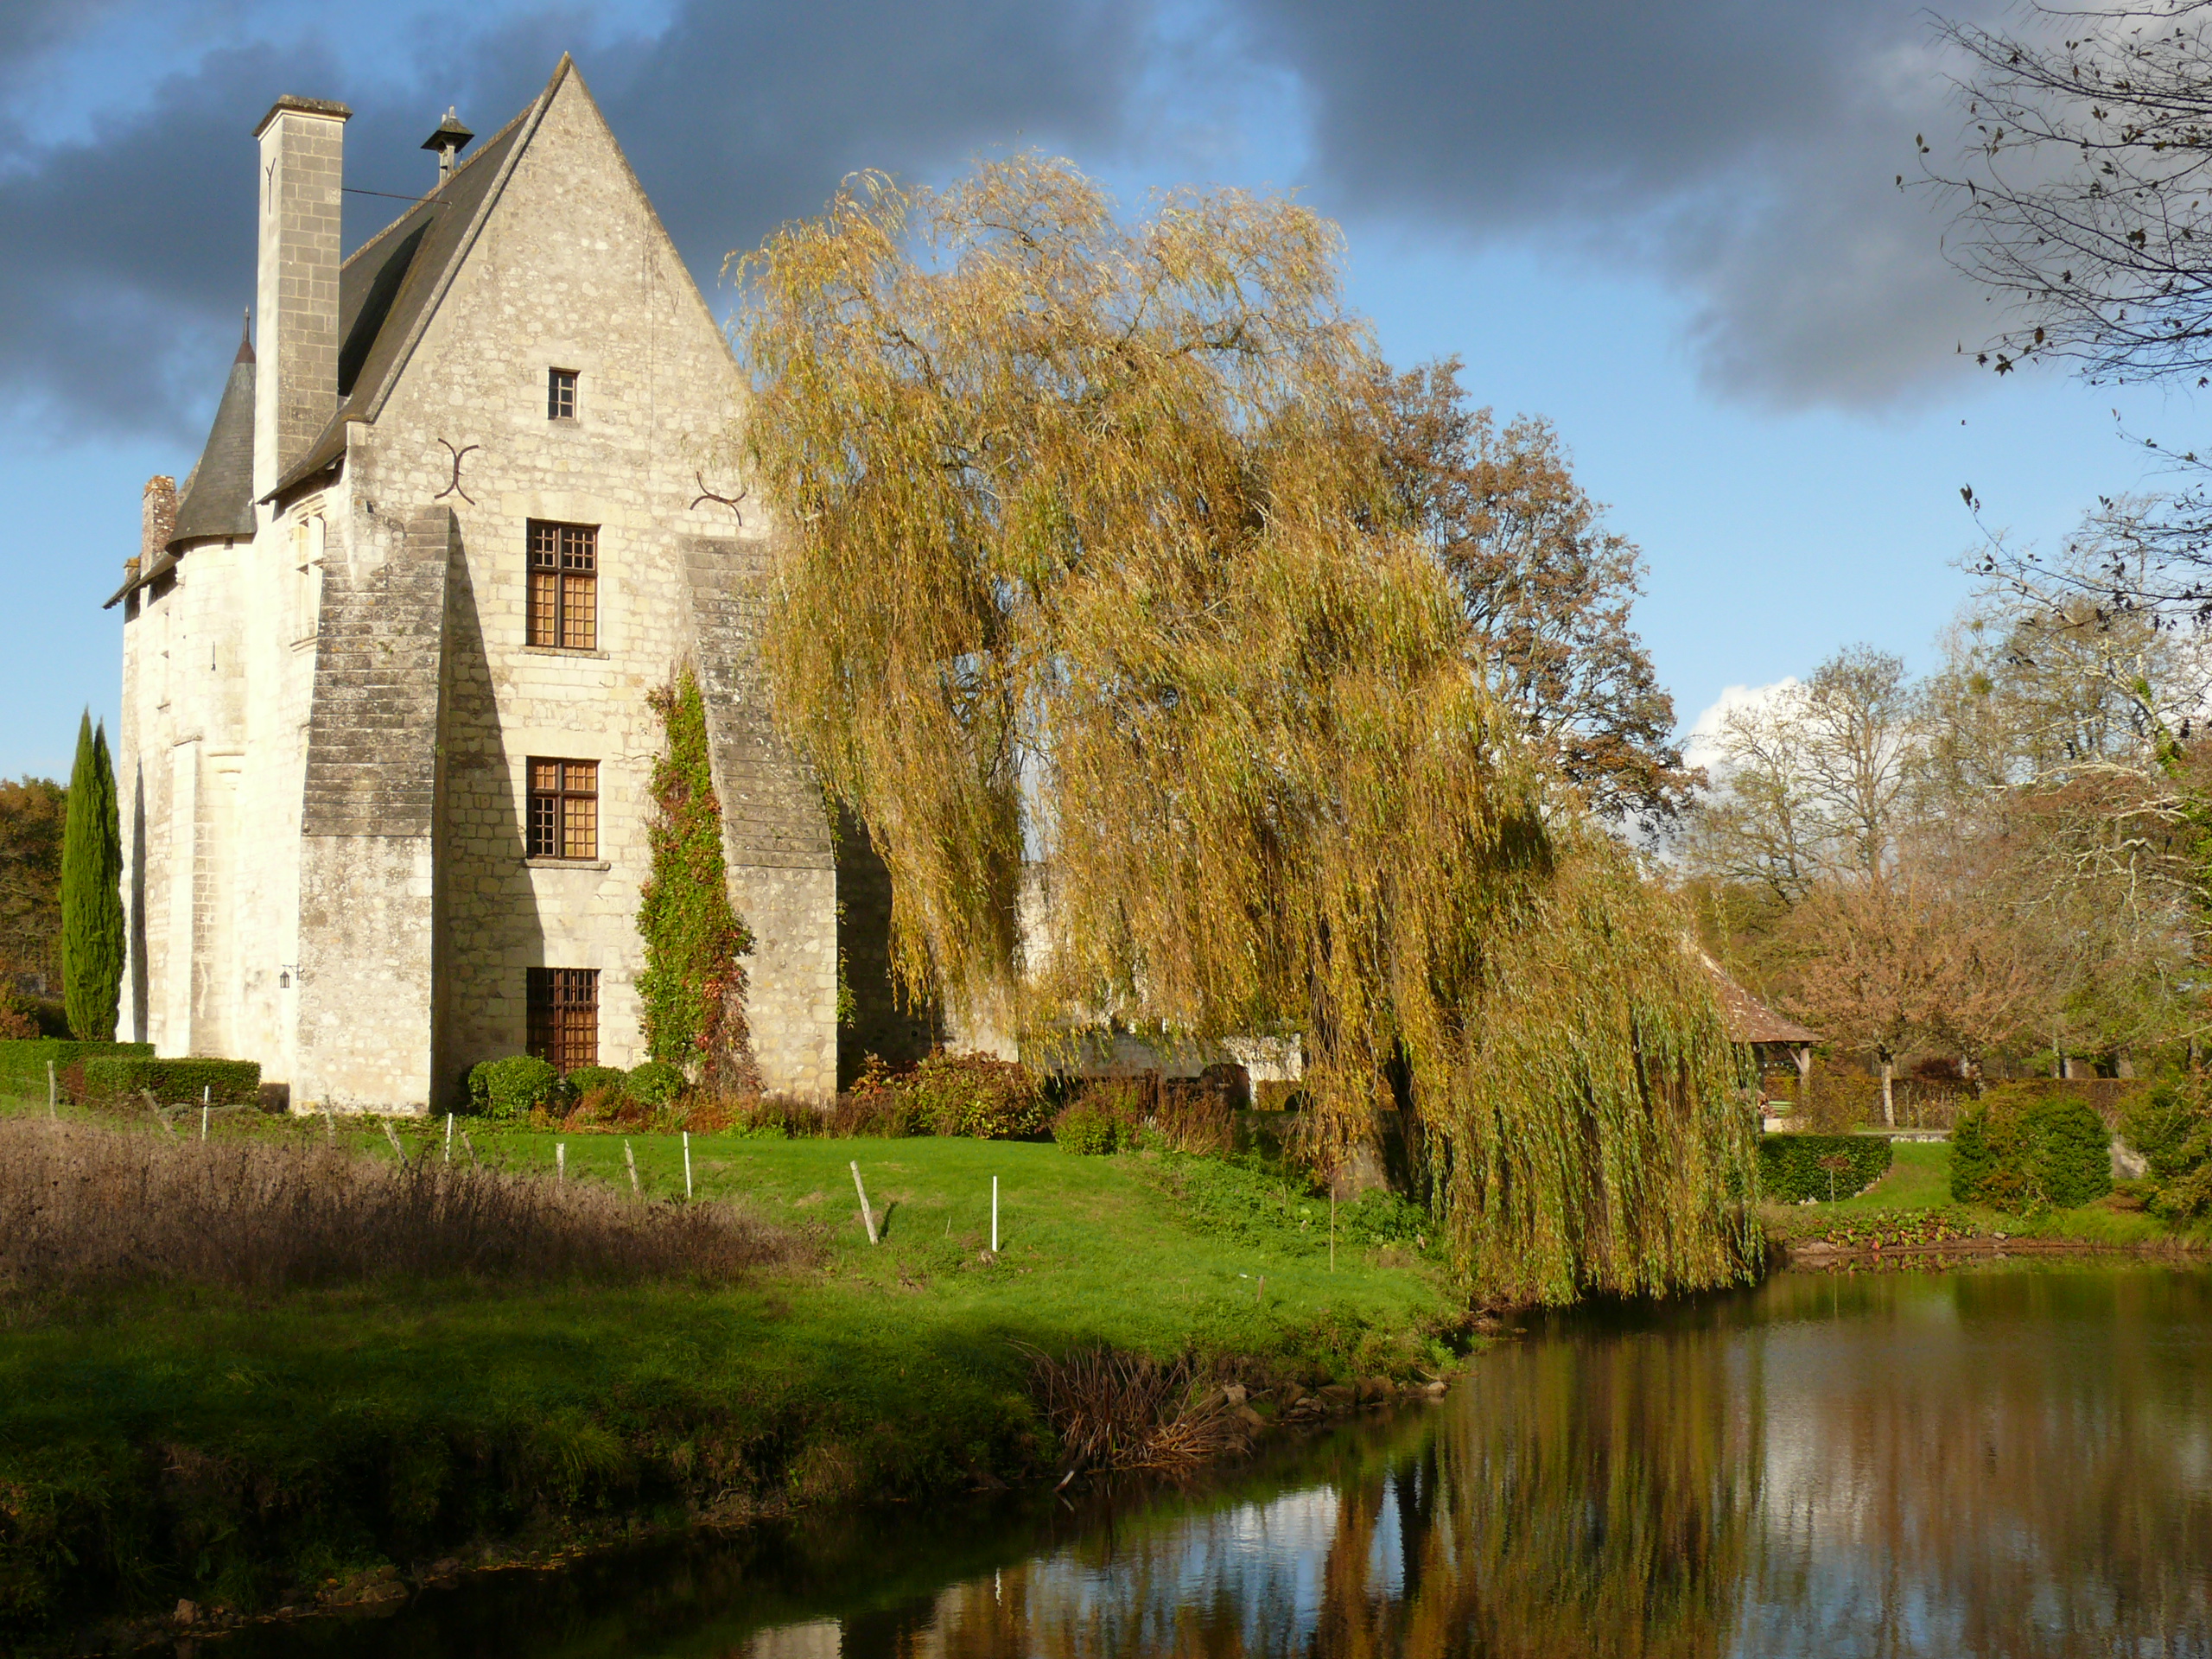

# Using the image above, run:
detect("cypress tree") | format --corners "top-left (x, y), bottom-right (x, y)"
top-left (60, 712), bottom-right (124, 1041)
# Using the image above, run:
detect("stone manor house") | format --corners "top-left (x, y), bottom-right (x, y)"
top-left (109, 58), bottom-right (924, 1113)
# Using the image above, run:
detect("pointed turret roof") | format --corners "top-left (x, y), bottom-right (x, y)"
top-left (171, 321), bottom-right (257, 543)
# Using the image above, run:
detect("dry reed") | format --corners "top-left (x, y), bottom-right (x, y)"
top-left (0, 1118), bottom-right (801, 1294)
top-left (1020, 1344), bottom-right (1244, 1474)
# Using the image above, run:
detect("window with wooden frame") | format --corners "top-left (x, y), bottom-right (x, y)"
top-left (526, 967), bottom-right (599, 1072)
top-left (526, 758), bottom-right (598, 860)
top-left (526, 520), bottom-right (596, 650)
top-left (548, 367), bottom-right (577, 420)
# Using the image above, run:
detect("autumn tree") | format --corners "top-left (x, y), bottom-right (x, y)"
top-left (0, 776), bottom-right (65, 993)
top-left (1370, 359), bottom-right (1692, 832)
top-left (734, 157), bottom-right (1759, 1302)
top-left (1923, 582), bottom-right (2207, 1068)
top-left (1777, 866), bottom-right (2039, 1122)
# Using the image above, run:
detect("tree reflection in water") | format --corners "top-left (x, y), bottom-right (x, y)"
top-left (855, 1270), bottom-right (2210, 1659)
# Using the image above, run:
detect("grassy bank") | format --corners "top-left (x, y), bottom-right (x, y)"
top-left (0, 1109), bottom-right (1459, 1637)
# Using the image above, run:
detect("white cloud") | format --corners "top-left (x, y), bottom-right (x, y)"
top-left (1683, 678), bottom-right (1799, 778)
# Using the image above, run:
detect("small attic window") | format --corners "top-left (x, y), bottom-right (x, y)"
top-left (548, 368), bottom-right (577, 421)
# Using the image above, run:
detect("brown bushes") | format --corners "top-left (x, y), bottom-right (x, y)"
top-left (0, 1118), bottom-right (802, 1294)
top-left (1020, 1344), bottom-right (1245, 1474)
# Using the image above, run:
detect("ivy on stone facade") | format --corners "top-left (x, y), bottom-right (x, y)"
top-left (637, 668), bottom-right (759, 1091)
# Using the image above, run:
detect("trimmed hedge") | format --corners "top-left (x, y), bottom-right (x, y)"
top-left (0, 1039), bottom-right (152, 1098)
top-left (78, 1056), bottom-right (260, 1107)
top-left (1953, 1084), bottom-right (2112, 1211)
top-left (1758, 1133), bottom-right (1893, 1203)
top-left (467, 1056), bottom-right (563, 1120)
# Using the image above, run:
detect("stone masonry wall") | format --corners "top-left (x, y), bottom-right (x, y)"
top-left (293, 505), bottom-right (450, 1110)
top-left (680, 537), bottom-right (837, 1097)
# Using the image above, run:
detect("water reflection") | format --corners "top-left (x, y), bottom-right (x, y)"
top-left (226, 1268), bottom-right (2212, 1659)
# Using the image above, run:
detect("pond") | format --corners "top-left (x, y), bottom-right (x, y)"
top-left (214, 1265), bottom-right (2212, 1658)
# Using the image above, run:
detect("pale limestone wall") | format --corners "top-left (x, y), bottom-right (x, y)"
top-left (119, 514), bottom-right (321, 1071)
top-left (347, 69), bottom-right (836, 1099)
top-left (296, 836), bottom-right (435, 1107)
top-left (289, 505), bottom-right (450, 1112)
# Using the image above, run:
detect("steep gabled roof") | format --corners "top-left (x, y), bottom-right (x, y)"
top-left (269, 60), bottom-right (569, 498)
top-left (1694, 948), bottom-right (1819, 1046)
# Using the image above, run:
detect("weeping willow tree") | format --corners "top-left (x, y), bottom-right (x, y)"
top-left (734, 157), bottom-right (1759, 1302)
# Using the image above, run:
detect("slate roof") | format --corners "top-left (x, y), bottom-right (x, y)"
top-left (171, 331), bottom-right (257, 543)
top-left (1695, 949), bottom-right (1818, 1046)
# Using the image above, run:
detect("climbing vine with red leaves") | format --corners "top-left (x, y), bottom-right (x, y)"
top-left (638, 667), bottom-right (760, 1091)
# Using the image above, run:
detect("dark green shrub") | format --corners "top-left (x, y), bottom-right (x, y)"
top-left (79, 1056), bottom-right (260, 1107)
top-left (1053, 1099), bottom-right (1135, 1154)
top-left (626, 1060), bottom-right (687, 1108)
top-left (1758, 1133), bottom-right (1892, 1203)
top-left (2121, 1080), bottom-right (2212, 1221)
top-left (1952, 1084), bottom-right (2113, 1211)
top-left (467, 1056), bottom-right (563, 1121)
top-left (1338, 1188), bottom-right (1432, 1247)
top-left (564, 1065), bottom-right (628, 1102)
top-left (0, 1039), bottom-right (151, 1099)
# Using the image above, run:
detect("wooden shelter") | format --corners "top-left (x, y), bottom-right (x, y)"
top-left (1694, 949), bottom-right (1817, 1096)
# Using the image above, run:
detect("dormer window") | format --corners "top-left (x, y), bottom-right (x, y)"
top-left (548, 367), bottom-right (577, 420)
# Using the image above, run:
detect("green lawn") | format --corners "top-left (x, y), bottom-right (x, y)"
top-left (0, 1109), bottom-right (1458, 1630)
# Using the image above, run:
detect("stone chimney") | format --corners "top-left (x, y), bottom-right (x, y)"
top-left (251, 95), bottom-right (351, 504)
top-left (140, 475), bottom-right (177, 563)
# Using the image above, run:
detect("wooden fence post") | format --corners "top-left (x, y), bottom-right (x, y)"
top-left (624, 1139), bottom-right (640, 1195)
top-left (850, 1160), bottom-right (880, 1244)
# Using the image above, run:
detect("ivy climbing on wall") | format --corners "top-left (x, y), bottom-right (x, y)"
top-left (638, 667), bottom-right (760, 1091)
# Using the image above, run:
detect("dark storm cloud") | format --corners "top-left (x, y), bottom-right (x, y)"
top-left (0, 0), bottom-right (2017, 440)
top-left (605, 0), bottom-right (1147, 277)
top-left (0, 1), bottom-right (1149, 442)
top-left (0, 42), bottom-right (325, 437)
top-left (1235, 0), bottom-right (2004, 407)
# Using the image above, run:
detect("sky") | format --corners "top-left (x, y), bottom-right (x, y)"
top-left (0, 0), bottom-right (2195, 779)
